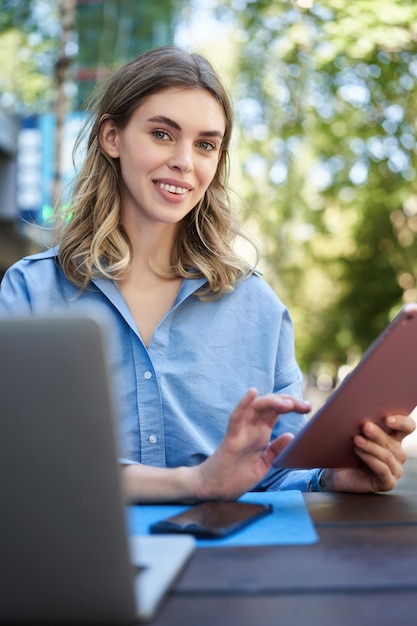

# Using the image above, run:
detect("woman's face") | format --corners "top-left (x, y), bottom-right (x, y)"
top-left (101, 87), bottom-right (226, 230)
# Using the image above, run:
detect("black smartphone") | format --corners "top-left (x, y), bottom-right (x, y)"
top-left (149, 501), bottom-right (273, 538)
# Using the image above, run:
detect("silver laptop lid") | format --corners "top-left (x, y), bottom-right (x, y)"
top-left (0, 316), bottom-right (137, 623)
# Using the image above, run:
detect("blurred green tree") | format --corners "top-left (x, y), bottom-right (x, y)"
top-left (0, 0), bottom-right (58, 113)
top-left (218, 0), bottom-right (417, 378)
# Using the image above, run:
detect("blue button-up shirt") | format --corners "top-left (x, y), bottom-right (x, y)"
top-left (0, 248), bottom-right (321, 491)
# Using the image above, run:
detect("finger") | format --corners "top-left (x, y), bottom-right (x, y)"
top-left (354, 434), bottom-right (406, 477)
top-left (228, 388), bottom-right (258, 418)
top-left (360, 420), bottom-right (405, 448)
top-left (263, 433), bottom-right (295, 465)
top-left (238, 387), bottom-right (259, 408)
top-left (226, 388), bottom-right (259, 433)
top-left (253, 394), bottom-right (311, 414)
top-left (355, 428), bottom-right (408, 463)
top-left (383, 414), bottom-right (416, 440)
top-left (354, 447), bottom-right (404, 491)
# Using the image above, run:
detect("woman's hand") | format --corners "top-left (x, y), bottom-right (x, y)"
top-left (320, 414), bottom-right (416, 493)
top-left (191, 388), bottom-right (311, 501)
top-left (122, 388), bottom-right (310, 504)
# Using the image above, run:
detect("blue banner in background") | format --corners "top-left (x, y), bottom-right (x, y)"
top-left (17, 113), bottom-right (85, 224)
top-left (17, 116), bottom-right (42, 223)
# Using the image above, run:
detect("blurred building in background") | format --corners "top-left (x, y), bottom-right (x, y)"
top-left (0, 110), bottom-right (41, 278)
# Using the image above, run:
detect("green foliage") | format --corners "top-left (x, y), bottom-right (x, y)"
top-left (0, 0), bottom-right (58, 113)
top-left (0, 0), bottom-right (37, 32)
top-left (0, 29), bottom-right (54, 111)
top-left (219, 0), bottom-right (417, 374)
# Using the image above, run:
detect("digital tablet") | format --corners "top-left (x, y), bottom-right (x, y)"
top-left (273, 303), bottom-right (417, 469)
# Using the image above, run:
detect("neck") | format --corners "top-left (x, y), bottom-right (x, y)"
top-left (123, 216), bottom-right (178, 273)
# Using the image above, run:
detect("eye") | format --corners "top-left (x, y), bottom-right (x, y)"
top-left (152, 129), bottom-right (170, 141)
top-left (197, 140), bottom-right (216, 152)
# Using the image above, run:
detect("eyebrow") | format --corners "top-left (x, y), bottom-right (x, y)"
top-left (147, 115), bottom-right (224, 139)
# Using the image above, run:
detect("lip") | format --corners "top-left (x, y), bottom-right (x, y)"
top-left (153, 179), bottom-right (193, 204)
top-left (153, 178), bottom-right (193, 192)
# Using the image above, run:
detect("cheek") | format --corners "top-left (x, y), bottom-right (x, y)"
top-left (119, 143), bottom-right (155, 176)
top-left (201, 159), bottom-right (220, 189)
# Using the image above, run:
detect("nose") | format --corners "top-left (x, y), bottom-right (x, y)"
top-left (168, 142), bottom-right (193, 173)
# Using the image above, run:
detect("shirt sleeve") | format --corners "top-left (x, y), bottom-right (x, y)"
top-left (118, 457), bottom-right (140, 465)
top-left (0, 263), bottom-right (33, 315)
top-left (253, 467), bottom-right (324, 492)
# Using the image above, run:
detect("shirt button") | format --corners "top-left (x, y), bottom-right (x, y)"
top-left (148, 434), bottom-right (158, 444)
top-left (144, 371), bottom-right (152, 380)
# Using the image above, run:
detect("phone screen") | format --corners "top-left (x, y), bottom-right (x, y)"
top-left (149, 501), bottom-right (273, 538)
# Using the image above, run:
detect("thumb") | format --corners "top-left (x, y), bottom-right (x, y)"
top-left (263, 432), bottom-right (295, 465)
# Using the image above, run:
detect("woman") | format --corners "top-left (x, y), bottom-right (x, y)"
top-left (0, 47), bottom-right (413, 502)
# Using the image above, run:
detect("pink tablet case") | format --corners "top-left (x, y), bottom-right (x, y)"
top-left (274, 303), bottom-right (417, 469)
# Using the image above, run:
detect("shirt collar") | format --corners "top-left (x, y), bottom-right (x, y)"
top-left (91, 274), bottom-right (208, 338)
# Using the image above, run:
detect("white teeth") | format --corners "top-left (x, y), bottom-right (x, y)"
top-left (157, 182), bottom-right (188, 194)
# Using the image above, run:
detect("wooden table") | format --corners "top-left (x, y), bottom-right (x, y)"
top-left (149, 491), bottom-right (417, 626)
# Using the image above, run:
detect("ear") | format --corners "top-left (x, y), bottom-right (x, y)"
top-left (100, 118), bottom-right (120, 158)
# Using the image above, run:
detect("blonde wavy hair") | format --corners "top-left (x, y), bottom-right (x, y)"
top-left (58, 46), bottom-right (258, 299)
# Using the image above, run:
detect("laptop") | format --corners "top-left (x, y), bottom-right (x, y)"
top-left (0, 315), bottom-right (195, 623)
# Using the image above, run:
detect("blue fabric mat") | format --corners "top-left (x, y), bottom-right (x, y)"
top-left (126, 490), bottom-right (318, 547)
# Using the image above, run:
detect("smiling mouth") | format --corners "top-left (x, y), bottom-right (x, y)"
top-left (155, 182), bottom-right (189, 195)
